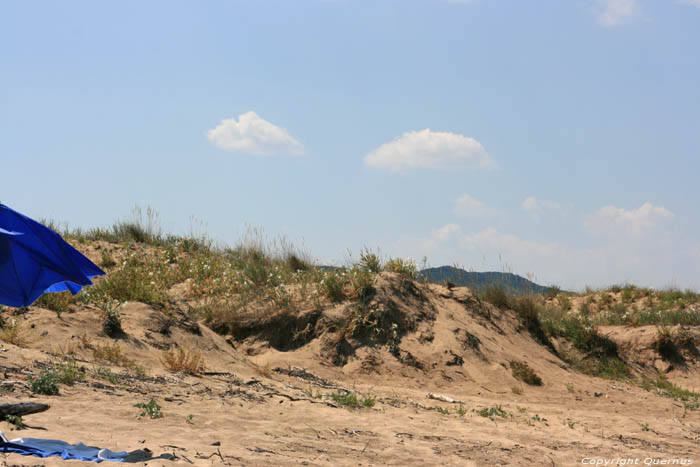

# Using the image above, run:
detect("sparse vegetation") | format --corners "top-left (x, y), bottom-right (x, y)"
top-left (641, 376), bottom-right (699, 401)
top-left (93, 366), bottom-right (122, 384)
top-left (477, 405), bottom-right (509, 419)
top-left (92, 342), bottom-right (144, 374)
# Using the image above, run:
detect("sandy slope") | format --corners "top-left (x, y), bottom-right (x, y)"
top-left (1, 273), bottom-right (698, 466)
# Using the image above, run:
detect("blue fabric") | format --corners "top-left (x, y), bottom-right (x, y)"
top-left (0, 441), bottom-right (112, 462)
top-left (0, 203), bottom-right (105, 307)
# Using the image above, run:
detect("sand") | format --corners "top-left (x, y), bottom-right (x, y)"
top-left (1, 272), bottom-right (698, 466)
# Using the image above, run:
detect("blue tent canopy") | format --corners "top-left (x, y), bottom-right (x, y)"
top-left (0, 203), bottom-right (105, 307)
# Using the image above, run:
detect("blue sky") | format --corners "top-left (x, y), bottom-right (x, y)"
top-left (2, 0), bottom-right (699, 290)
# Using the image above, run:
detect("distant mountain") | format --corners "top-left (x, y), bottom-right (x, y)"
top-left (417, 266), bottom-right (551, 295)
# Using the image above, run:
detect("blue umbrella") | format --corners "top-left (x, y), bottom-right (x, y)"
top-left (0, 203), bottom-right (105, 308)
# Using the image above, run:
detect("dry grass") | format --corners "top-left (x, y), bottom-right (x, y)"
top-left (92, 342), bottom-right (144, 374)
top-left (0, 318), bottom-right (29, 347)
top-left (161, 346), bottom-right (205, 375)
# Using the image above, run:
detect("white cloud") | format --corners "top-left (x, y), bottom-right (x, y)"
top-left (364, 129), bottom-right (496, 172)
top-left (521, 196), bottom-right (562, 220)
top-left (585, 202), bottom-right (675, 237)
top-left (453, 194), bottom-right (504, 219)
top-left (454, 194), bottom-right (485, 216)
top-left (595, 0), bottom-right (639, 27)
top-left (394, 223), bottom-right (460, 254)
top-left (206, 111), bottom-right (305, 156)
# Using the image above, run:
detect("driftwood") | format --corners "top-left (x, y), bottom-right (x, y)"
top-left (426, 393), bottom-right (465, 404)
top-left (0, 402), bottom-right (50, 418)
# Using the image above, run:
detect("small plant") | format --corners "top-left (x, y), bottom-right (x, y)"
top-left (566, 383), bottom-right (575, 393)
top-left (28, 370), bottom-right (60, 395)
top-left (94, 366), bottom-right (121, 384)
top-left (331, 391), bottom-right (360, 407)
top-left (100, 301), bottom-right (124, 338)
top-left (135, 398), bottom-right (162, 419)
top-left (100, 250), bottom-right (117, 268)
top-left (640, 422), bottom-right (649, 431)
top-left (436, 407), bottom-right (450, 415)
top-left (457, 404), bottom-right (467, 416)
top-left (186, 414), bottom-right (194, 424)
top-left (567, 421), bottom-right (575, 429)
top-left (477, 405), bottom-right (509, 419)
top-left (53, 360), bottom-right (84, 385)
top-left (531, 414), bottom-right (548, 422)
top-left (3, 415), bottom-right (25, 429)
top-left (361, 395), bottom-right (376, 408)
top-left (511, 386), bottom-right (523, 395)
top-left (510, 360), bottom-right (543, 386)
top-left (161, 346), bottom-right (204, 375)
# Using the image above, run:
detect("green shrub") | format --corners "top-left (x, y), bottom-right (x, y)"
top-left (29, 370), bottom-right (60, 395)
top-left (135, 398), bottom-right (162, 418)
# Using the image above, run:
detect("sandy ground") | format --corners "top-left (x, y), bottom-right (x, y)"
top-left (1, 275), bottom-right (698, 466)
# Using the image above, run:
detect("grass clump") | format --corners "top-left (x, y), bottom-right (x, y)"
top-left (0, 318), bottom-right (28, 347)
top-left (481, 284), bottom-right (510, 309)
top-left (99, 250), bottom-right (117, 269)
top-left (35, 291), bottom-right (73, 315)
top-left (330, 390), bottom-right (375, 408)
top-left (383, 258), bottom-right (417, 280)
top-left (359, 249), bottom-right (382, 274)
top-left (92, 342), bottom-right (144, 374)
top-left (161, 346), bottom-right (204, 375)
top-left (510, 360), bottom-right (543, 386)
top-left (320, 269), bottom-right (346, 302)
